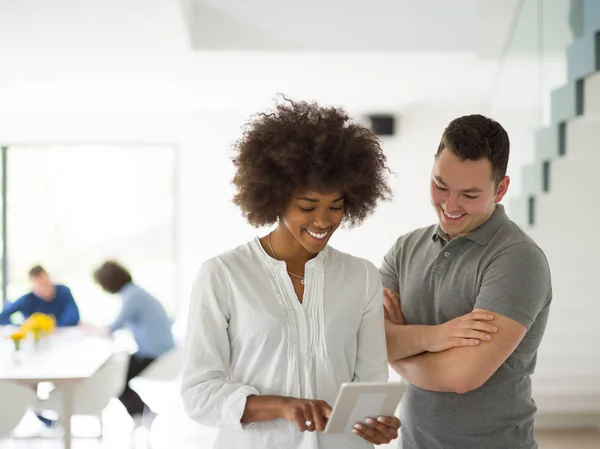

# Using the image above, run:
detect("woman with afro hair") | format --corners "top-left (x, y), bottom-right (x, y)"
top-left (181, 98), bottom-right (400, 448)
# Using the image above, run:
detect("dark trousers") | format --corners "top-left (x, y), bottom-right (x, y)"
top-left (118, 354), bottom-right (155, 417)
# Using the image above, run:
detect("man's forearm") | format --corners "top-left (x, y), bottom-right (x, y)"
top-left (0, 311), bottom-right (11, 324)
top-left (390, 351), bottom-right (459, 393)
top-left (0, 303), bottom-right (20, 325)
top-left (385, 322), bottom-right (435, 361)
top-left (386, 321), bottom-right (463, 392)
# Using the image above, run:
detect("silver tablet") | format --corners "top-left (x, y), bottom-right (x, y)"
top-left (324, 381), bottom-right (405, 434)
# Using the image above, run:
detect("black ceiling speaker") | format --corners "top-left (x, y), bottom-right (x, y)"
top-left (367, 114), bottom-right (395, 136)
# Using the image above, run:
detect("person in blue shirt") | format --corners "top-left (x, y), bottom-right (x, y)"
top-left (92, 260), bottom-right (175, 423)
top-left (0, 265), bottom-right (80, 326)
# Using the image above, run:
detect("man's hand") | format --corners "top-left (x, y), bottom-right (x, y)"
top-left (425, 311), bottom-right (498, 353)
top-left (383, 288), bottom-right (405, 325)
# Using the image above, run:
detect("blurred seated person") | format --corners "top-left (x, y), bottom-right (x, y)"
top-left (90, 261), bottom-right (175, 424)
top-left (0, 265), bottom-right (80, 326)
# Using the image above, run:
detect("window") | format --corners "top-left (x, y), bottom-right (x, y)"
top-left (4, 144), bottom-right (176, 325)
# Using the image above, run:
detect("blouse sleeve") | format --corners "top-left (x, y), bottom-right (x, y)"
top-left (181, 258), bottom-right (259, 428)
top-left (353, 260), bottom-right (389, 382)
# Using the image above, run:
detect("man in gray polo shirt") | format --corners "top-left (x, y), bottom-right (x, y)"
top-left (381, 114), bottom-right (552, 449)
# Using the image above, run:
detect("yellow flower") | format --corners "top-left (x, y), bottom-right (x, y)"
top-left (9, 331), bottom-right (26, 341)
top-left (22, 313), bottom-right (56, 334)
top-left (9, 331), bottom-right (26, 351)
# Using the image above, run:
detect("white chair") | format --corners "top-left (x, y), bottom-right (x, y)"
top-left (129, 346), bottom-right (184, 415)
top-left (0, 381), bottom-right (37, 436)
top-left (149, 394), bottom-right (218, 449)
top-left (37, 351), bottom-right (130, 437)
top-left (135, 346), bottom-right (183, 381)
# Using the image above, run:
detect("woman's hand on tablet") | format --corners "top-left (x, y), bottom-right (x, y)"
top-left (281, 398), bottom-right (333, 432)
top-left (352, 415), bottom-right (401, 444)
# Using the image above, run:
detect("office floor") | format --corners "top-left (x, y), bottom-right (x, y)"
top-left (536, 429), bottom-right (600, 449)
top-left (3, 429), bottom-right (600, 449)
top-left (2, 403), bottom-right (599, 449)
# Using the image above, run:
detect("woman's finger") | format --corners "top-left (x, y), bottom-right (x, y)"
top-left (365, 418), bottom-right (398, 440)
top-left (352, 423), bottom-right (391, 444)
top-left (374, 415), bottom-right (401, 431)
top-left (352, 423), bottom-right (384, 444)
top-left (310, 402), bottom-right (326, 432)
top-left (291, 407), bottom-right (305, 432)
top-left (300, 405), bottom-right (313, 432)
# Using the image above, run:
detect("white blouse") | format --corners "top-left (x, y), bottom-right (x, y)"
top-left (181, 237), bottom-right (388, 449)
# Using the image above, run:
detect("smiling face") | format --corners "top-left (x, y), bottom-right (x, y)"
top-left (430, 149), bottom-right (510, 240)
top-left (279, 189), bottom-right (345, 255)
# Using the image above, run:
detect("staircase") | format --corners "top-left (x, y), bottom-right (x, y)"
top-left (507, 0), bottom-right (600, 425)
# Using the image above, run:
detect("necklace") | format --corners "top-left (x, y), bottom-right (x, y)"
top-left (267, 232), bottom-right (305, 285)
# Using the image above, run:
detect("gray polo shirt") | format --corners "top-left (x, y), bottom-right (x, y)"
top-left (380, 205), bottom-right (552, 449)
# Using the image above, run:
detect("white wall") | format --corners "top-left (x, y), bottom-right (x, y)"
top-left (0, 0), bottom-right (510, 316)
top-left (5, 0), bottom-right (596, 423)
top-left (0, 103), bottom-right (491, 317)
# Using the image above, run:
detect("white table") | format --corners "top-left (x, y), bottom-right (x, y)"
top-left (0, 327), bottom-right (113, 449)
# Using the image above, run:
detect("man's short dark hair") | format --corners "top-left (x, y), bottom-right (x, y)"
top-left (436, 114), bottom-right (510, 185)
top-left (28, 265), bottom-right (47, 278)
top-left (93, 261), bottom-right (133, 294)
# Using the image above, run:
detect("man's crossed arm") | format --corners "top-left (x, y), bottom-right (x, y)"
top-left (384, 289), bottom-right (527, 394)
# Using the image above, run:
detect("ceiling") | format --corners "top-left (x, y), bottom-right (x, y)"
top-left (0, 0), bottom-right (533, 113)
top-left (184, 0), bottom-right (520, 56)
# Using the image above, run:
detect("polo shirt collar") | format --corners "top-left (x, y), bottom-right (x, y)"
top-left (432, 204), bottom-right (508, 246)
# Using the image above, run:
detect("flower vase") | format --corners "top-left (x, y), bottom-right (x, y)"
top-left (11, 343), bottom-right (25, 363)
top-left (32, 328), bottom-right (42, 349)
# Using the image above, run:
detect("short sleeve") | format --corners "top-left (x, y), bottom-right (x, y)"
top-left (379, 237), bottom-right (402, 292)
top-left (474, 242), bottom-right (552, 329)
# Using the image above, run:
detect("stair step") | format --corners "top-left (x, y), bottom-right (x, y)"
top-left (534, 124), bottom-right (561, 161)
top-left (533, 372), bottom-right (600, 387)
top-left (564, 114), bottom-right (600, 158)
top-left (567, 0), bottom-right (600, 80)
top-left (537, 156), bottom-right (600, 199)
top-left (510, 153), bottom-right (600, 226)
top-left (567, 33), bottom-right (597, 83)
top-left (506, 196), bottom-right (530, 228)
top-left (551, 82), bottom-right (577, 124)
top-left (535, 356), bottom-right (600, 377)
top-left (533, 374), bottom-right (600, 413)
top-left (584, 71), bottom-right (600, 114)
top-left (583, 1), bottom-right (600, 41)
top-left (541, 314), bottom-right (600, 341)
top-left (538, 341), bottom-right (600, 359)
top-left (535, 113), bottom-right (600, 161)
top-left (533, 394), bottom-right (600, 414)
